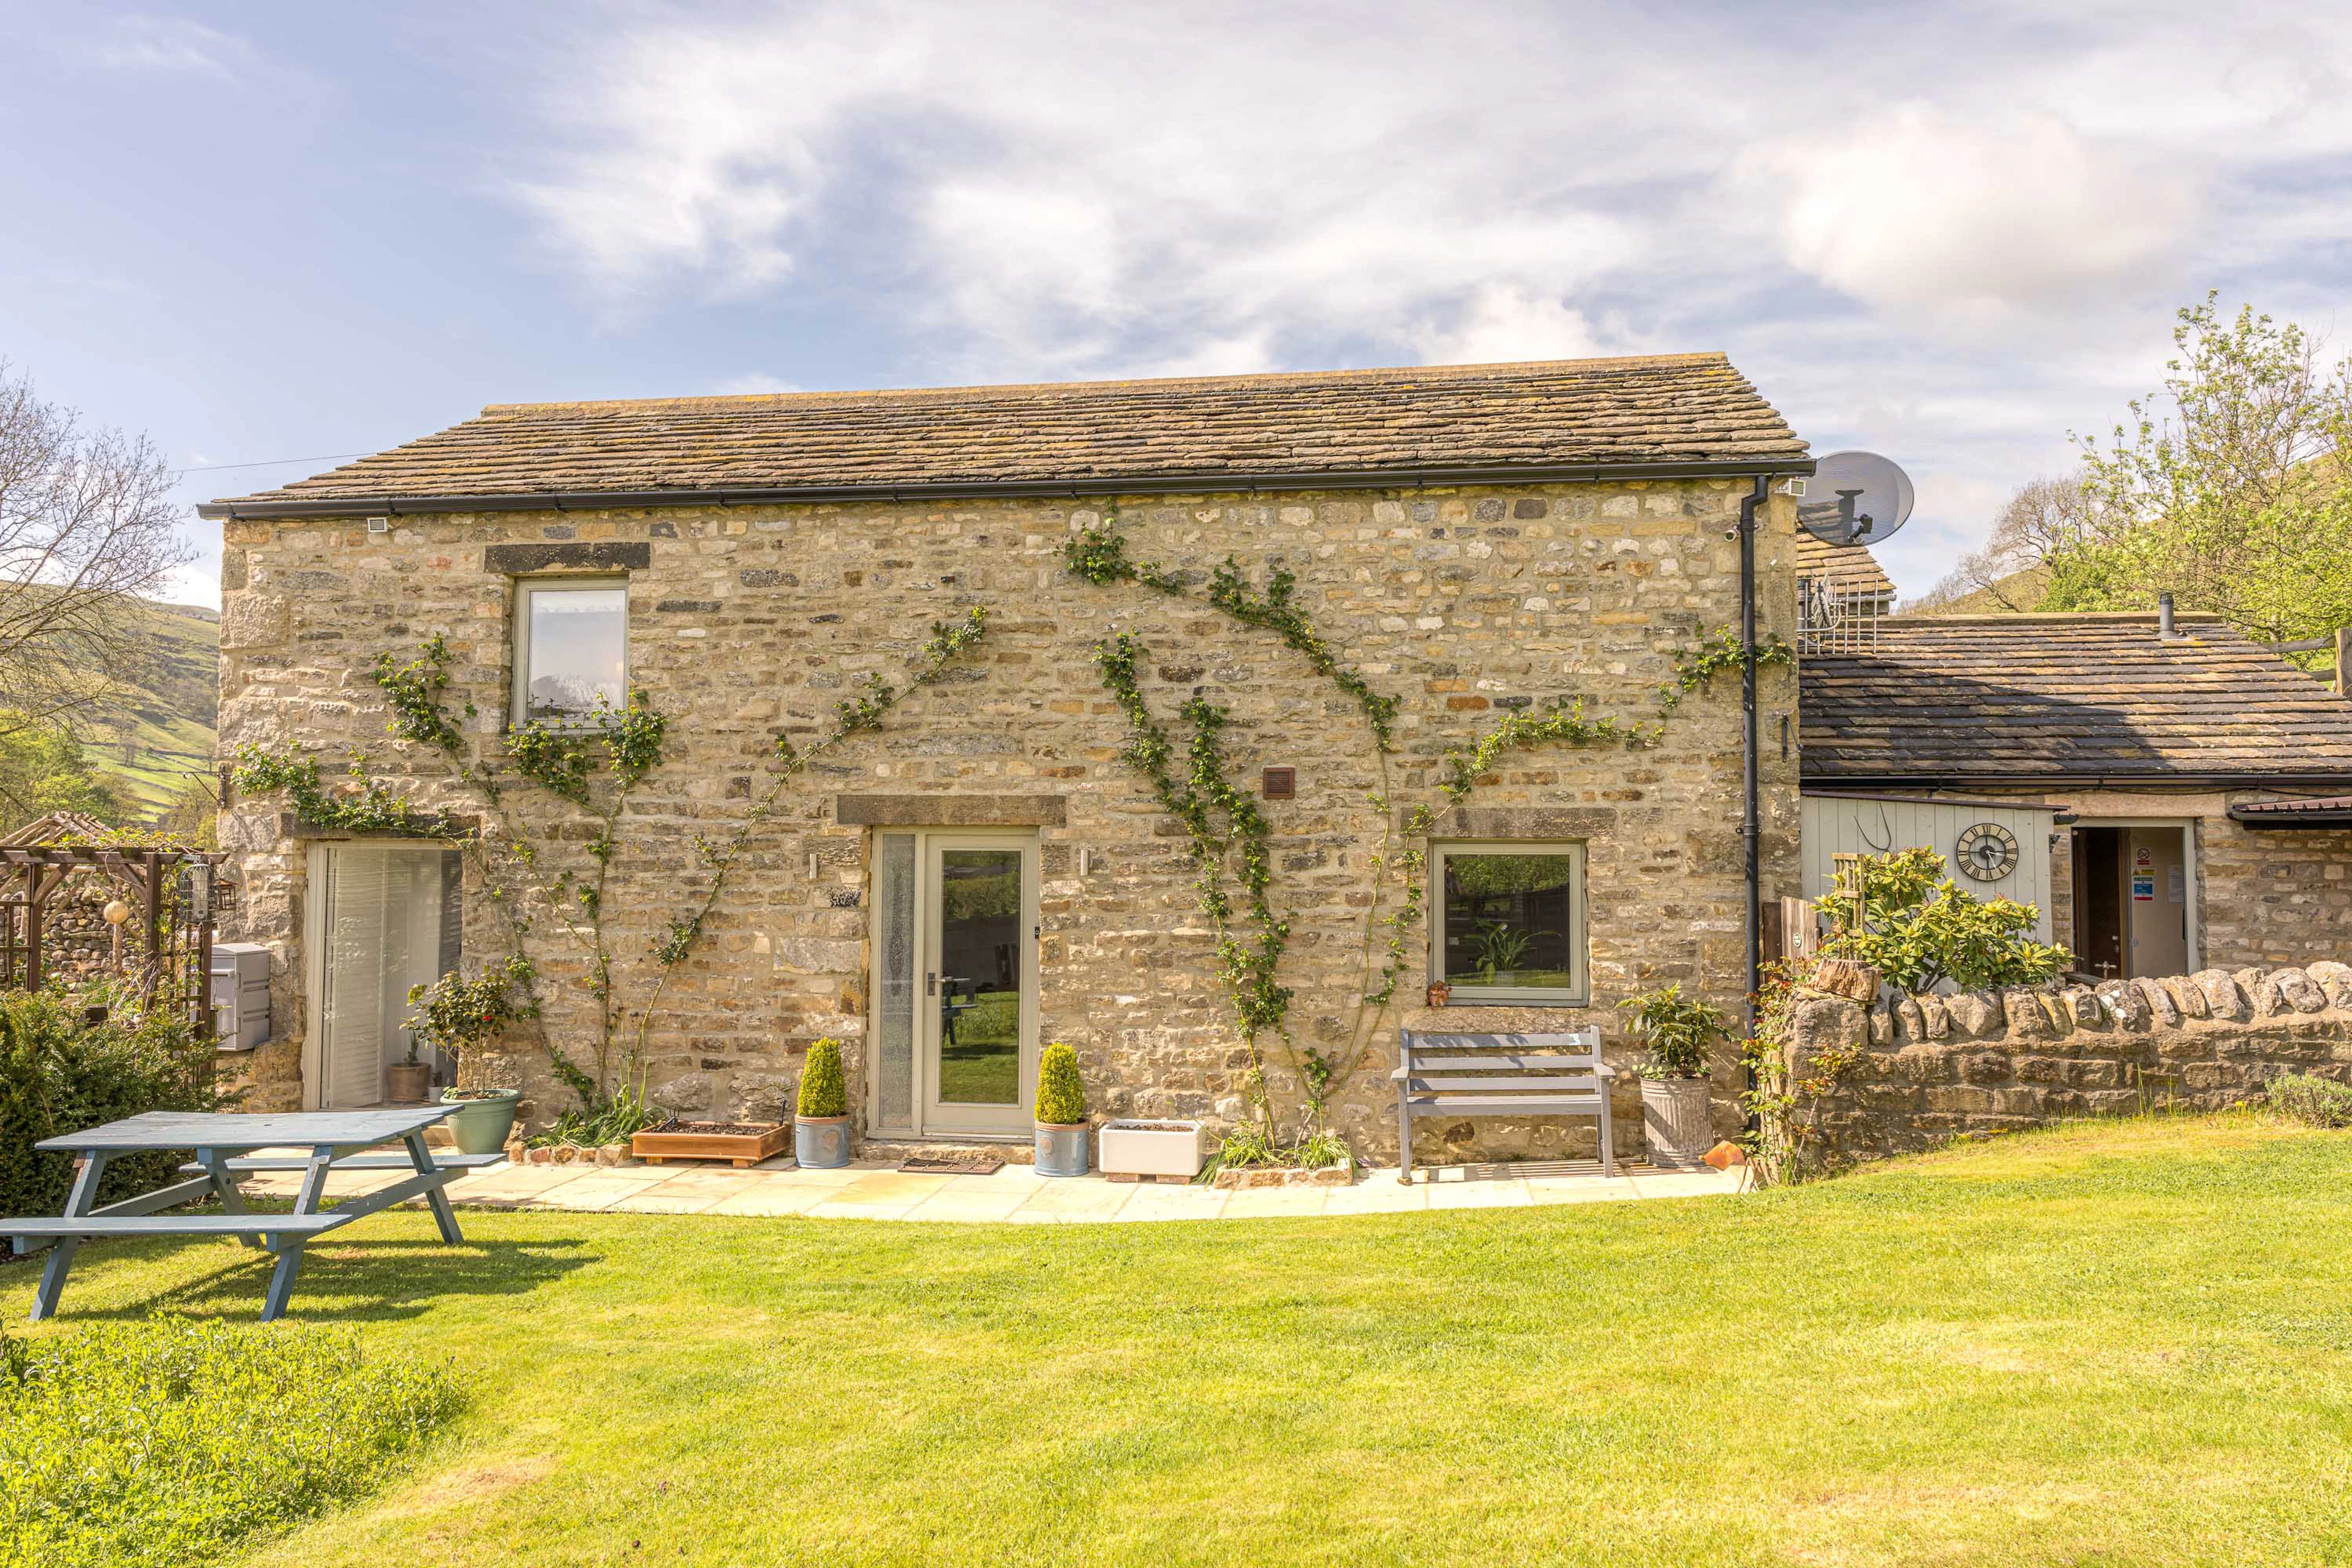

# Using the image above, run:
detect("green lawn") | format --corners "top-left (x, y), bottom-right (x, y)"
top-left (7, 1117), bottom-right (2350, 1566)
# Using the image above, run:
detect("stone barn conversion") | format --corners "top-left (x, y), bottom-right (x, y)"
top-left (200, 353), bottom-right (1814, 1165)
top-left (1800, 611), bottom-right (2352, 979)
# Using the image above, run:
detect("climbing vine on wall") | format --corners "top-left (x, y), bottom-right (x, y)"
top-left (234, 606), bottom-right (994, 1114)
top-left (1065, 509), bottom-right (1799, 1156)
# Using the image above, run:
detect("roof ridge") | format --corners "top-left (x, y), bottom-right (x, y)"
top-left (1890, 611), bottom-right (2228, 624)
top-left (475, 352), bottom-right (1737, 417)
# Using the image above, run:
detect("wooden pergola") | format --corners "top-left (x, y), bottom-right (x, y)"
top-left (0, 811), bottom-right (232, 1028)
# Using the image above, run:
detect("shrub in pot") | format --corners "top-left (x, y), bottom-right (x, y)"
top-left (406, 956), bottom-right (535, 1155)
top-left (1033, 1041), bottom-right (1089, 1177)
top-left (1618, 982), bottom-right (1724, 1170)
top-left (385, 1030), bottom-right (431, 1106)
top-left (793, 1036), bottom-right (851, 1169)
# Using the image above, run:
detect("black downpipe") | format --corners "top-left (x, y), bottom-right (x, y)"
top-left (1739, 476), bottom-right (1769, 1032)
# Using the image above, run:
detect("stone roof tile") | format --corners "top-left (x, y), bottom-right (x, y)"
top-left (211, 353), bottom-right (1806, 511)
top-left (1800, 614), bottom-right (2352, 783)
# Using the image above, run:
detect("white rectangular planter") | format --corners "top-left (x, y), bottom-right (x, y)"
top-left (1098, 1119), bottom-right (1204, 1179)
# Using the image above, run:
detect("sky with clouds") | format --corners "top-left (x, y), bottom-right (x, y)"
top-left (4, 1), bottom-right (2348, 605)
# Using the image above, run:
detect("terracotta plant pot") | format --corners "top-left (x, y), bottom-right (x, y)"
top-left (1035, 1121), bottom-right (1090, 1178)
top-left (440, 1087), bottom-right (522, 1155)
top-left (793, 1114), bottom-right (852, 1169)
top-left (384, 1061), bottom-right (432, 1105)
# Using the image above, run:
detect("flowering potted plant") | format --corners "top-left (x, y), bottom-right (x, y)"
top-left (1617, 982), bottom-right (1724, 1169)
top-left (793, 1036), bottom-right (851, 1169)
top-left (1033, 1041), bottom-right (1089, 1177)
top-left (407, 954), bottom-right (535, 1155)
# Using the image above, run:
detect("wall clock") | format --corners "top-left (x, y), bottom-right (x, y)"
top-left (1954, 822), bottom-right (2019, 881)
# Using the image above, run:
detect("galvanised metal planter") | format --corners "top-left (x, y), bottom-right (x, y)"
top-left (441, 1087), bottom-right (521, 1156)
top-left (1035, 1121), bottom-right (1090, 1178)
top-left (793, 1115), bottom-right (852, 1169)
top-left (1640, 1076), bottom-right (1714, 1169)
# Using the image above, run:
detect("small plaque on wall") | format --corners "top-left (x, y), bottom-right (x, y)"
top-left (1261, 766), bottom-right (1296, 800)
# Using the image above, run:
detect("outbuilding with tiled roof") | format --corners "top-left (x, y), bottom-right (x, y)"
top-left (1799, 609), bottom-right (2352, 983)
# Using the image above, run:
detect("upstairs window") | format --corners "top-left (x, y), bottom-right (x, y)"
top-left (512, 579), bottom-right (627, 727)
top-left (1430, 842), bottom-right (1588, 1005)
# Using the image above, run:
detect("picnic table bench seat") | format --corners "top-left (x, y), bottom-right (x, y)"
top-left (1394, 1026), bottom-right (1616, 1183)
top-left (6, 1106), bottom-right (474, 1323)
top-left (178, 1151), bottom-right (507, 1175)
top-left (4, 1213), bottom-right (355, 1239)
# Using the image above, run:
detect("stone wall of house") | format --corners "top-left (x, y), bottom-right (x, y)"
top-left (213, 480), bottom-right (1801, 1163)
top-left (1789, 960), bottom-right (2352, 1164)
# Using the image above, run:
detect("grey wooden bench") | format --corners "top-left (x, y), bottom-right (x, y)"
top-left (1393, 1027), bottom-right (1616, 1184)
top-left (6, 1107), bottom-right (476, 1322)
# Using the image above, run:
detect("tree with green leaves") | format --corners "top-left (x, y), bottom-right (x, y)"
top-left (0, 715), bottom-right (126, 829)
top-left (2046, 294), bottom-right (2352, 652)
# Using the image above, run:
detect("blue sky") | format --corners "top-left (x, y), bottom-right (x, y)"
top-left (5, 2), bottom-right (2348, 605)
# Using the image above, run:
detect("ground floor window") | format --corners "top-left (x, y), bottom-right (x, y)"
top-left (1430, 841), bottom-right (1588, 1005)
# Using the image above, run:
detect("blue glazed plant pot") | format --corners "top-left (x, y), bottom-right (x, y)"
top-left (441, 1087), bottom-right (521, 1156)
top-left (1035, 1121), bottom-right (1090, 1178)
top-left (794, 1115), bottom-right (851, 1169)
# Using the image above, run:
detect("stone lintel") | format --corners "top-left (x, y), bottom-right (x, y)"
top-left (284, 812), bottom-right (479, 840)
top-left (483, 541), bottom-right (652, 575)
top-left (1416, 806), bottom-right (1617, 839)
top-left (834, 793), bottom-right (1068, 827)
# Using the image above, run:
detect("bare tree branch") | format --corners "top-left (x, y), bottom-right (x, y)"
top-left (0, 359), bottom-right (191, 731)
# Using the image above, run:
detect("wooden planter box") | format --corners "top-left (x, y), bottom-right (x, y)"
top-left (630, 1121), bottom-right (789, 1168)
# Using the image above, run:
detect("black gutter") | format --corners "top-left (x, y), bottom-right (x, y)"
top-left (2228, 807), bottom-right (2352, 829)
top-left (1738, 475), bottom-right (1768, 1030)
top-left (1801, 774), bottom-right (2352, 793)
top-left (195, 456), bottom-right (1815, 521)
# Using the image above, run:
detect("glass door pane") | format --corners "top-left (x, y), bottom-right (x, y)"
top-left (318, 844), bottom-right (451, 1109)
top-left (873, 833), bottom-right (917, 1131)
top-left (935, 848), bottom-right (1022, 1106)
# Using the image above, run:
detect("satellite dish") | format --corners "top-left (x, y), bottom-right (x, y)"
top-left (1797, 450), bottom-right (1915, 548)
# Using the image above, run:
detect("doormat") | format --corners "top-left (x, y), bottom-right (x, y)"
top-left (899, 1155), bottom-right (1005, 1176)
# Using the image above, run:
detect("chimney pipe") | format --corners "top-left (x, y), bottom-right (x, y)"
top-left (2158, 592), bottom-right (2177, 641)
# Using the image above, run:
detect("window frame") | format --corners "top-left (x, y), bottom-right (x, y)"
top-left (508, 575), bottom-right (630, 731)
top-left (1427, 839), bottom-right (1590, 1007)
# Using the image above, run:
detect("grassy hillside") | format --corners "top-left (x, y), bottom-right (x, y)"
top-left (80, 600), bottom-right (217, 820)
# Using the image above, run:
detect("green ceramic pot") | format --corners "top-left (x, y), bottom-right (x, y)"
top-left (441, 1087), bottom-right (522, 1156)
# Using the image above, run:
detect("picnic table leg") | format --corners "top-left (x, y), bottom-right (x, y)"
top-left (195, 1147), bottom-right (263, 1250)
top-left (402, 1132), bottom-right (464, 1245)
top-left (31, 1151), bottom-right (108, 1321)
top-left (259, 1144), bottom-right (336, 1324)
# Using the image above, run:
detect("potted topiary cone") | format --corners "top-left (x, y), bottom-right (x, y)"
top-left (793, 1036), bottom-right (852, 1169)
top-left (1033, 1041), bottom-right (1089, 1177)
top-left (1617, 982), bottom-right (1724, 1170)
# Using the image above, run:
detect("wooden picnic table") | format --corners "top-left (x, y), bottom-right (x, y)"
top-left (6, 1107), bottom-right (498, 1323)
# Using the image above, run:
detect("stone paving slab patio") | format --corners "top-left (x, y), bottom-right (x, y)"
top-left (231, 1153), bottom-right (1744, 1223)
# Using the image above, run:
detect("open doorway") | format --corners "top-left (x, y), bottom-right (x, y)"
top-left (2070, 823), bottom-right (2193, 980)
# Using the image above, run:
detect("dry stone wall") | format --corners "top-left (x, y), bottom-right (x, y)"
top-left (214, 480), bottom-right (1800, 1160)
top-left (1790, 962), bottom-right (2352, 1163)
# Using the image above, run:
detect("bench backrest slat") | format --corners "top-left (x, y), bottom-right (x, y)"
top-left (1400, 1028), bottom-right (1602, 1078)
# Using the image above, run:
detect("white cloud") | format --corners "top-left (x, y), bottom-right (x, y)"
top-left (85, 15), bottom-right (254, 77)
top-left (1744, 107), bottom-right (2196, 320)
top-left (499, 1), bottom-right (2352, 593)
top-left (713, 374), bottom-right (801, 395)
